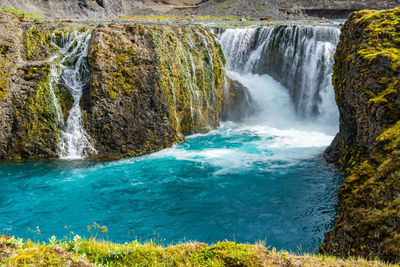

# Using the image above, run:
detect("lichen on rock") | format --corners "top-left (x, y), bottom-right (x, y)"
top-left (0, 13), bottom-right (82, 159)
top-left (0, 12), bottom-right (254, 161)
top-left (83, 23), bottom-right (229, 159)
top-left (321, 7), bottom-right (400, 263)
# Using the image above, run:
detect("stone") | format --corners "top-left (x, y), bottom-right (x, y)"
top-left (321, 8), bottom-right (400, 263)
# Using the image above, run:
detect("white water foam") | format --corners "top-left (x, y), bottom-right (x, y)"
top-left (48, 30), bottom-right (97, 159)
top-left (220, 25), bottom-right (340, 127)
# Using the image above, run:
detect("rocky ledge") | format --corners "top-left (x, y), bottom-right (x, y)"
top-left (0, 12), bottom-right (252, 160)
top-left (321, 8), bottom-right (400, 262)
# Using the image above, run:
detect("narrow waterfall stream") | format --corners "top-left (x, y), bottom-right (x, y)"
top-left (49, 30), bottom-right (97, 159)
top-left (0, 24), bottom-right (343, 253)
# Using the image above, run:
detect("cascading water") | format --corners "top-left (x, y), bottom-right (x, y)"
top-left (0, 24), bottom-right (343, 253)
top-left (220, 25), bottom-right (340, 128)
top-left (49, 30), bottom-right (97, 159)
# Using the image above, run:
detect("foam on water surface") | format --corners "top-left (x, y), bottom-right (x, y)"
top-left (0, 24), bottom-right (343, 253)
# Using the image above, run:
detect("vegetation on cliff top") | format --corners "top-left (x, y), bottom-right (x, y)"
top-left (0, 234), bottom-right (397, 266)
top-left (322, 8), bottom-right (400, 262)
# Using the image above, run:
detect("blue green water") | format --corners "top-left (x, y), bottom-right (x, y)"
top-left (0, 122), bottom-right (341, 253)
top-left (0, 70), bottom-right (342, 253)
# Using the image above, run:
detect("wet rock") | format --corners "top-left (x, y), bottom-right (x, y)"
top-left (321, 8), bottom-right (400, 263)
top-left (82, 23), bottom-right (226, 159)
top-left (0, 13), bottom-right (229, 160)
top-left (220, 78), bottom-right (256, 122)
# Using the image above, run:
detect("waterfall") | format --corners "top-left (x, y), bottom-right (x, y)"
top-left (219, 25), bottom-right (340, 127)
top-left (49, 30), bottom-right (97, 159)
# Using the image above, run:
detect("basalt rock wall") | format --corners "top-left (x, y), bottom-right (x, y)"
top-left (321, 8), bottom-right (400, 262)
top-left (0, 12), bottom-right (251, 160)
top-left (83, 23), bottom-right (228, 159)
top-left (0, 13), bottom-right (80, 159)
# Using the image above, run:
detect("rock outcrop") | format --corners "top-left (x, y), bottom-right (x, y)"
top-left (0, 12), bottom-right (251, 160)
top-left (192, 0), bottom-right (400, 19)
top-left (0, 14), bottom-right (81, 159)
top-left (321, 8), bottom-right (400, 262)
top-left (83, 23), bottom-right (226, 159)
top-left (220, 77), bottom-right (255, 122)
top-left (0, 0), bottom-right (201, 18)
top-left (1, 0), bottom-right (400, 19)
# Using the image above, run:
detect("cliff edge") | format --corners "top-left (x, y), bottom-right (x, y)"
top-left (0, 12), bottom-right (251, 160)
top-left (321, 8), bottom-right (400, 262)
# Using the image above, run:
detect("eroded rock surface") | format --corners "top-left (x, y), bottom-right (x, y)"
top-left (83, 23), bottom-right (226, 158)
top-left (321, 8), bottom-right (400, 262)
top-left (0, 12), bottom-right (252, 160)
top-left (1, 0), bottom-right (400, 19)
top-left (0, 14), bottom-right (76, 159)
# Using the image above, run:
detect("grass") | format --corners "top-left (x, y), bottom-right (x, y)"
top-left (0, 234), bottom-right (398, 266)
top-left (0, 7), bottom-right (44, 19)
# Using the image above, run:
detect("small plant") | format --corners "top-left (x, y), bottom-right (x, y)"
top-left (8, 236), bottom-right (24, 249)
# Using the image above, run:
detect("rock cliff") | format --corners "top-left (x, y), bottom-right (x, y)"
top-left (83, 23), bottom-right (226, 158)
top-left (194, 0), bottom-right (400, 19)
top-left (0, 13), bottom-right (83, 159)
top-left (1, 0), bottom-right (400, 19)
top-left (321, 8), bottom-right (400, 262)
top-left (0, 12), bottom-right (251, 160)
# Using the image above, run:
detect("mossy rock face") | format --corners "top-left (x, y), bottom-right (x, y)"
top-left (83, 23), bottom-right (227, 159)
top-left (0, 13), bottom-right (78, 160)
top-left (0, 13), bottom-right (21, 102)
top-left (322, 8), bottom-right (400, 263)
top-left (0, 12), bottom-right (243, 160)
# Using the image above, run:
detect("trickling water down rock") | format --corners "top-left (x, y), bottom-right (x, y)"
top-left (56, 30), bottom-right (97, 159)
top-left (0, 15), bottom-right (79, 159)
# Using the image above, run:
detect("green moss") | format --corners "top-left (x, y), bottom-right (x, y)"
top-left (22, 64), bottom-right (60, 156)
top-left (0, 7), bottom-right (44, 19)
top-left (25, 26), bottom-right (51, 60)
top-left (216, 0), bottom-right (232, 9)
top-left (107, 47), bottom-right (137, 99)
top-left (56, 84), bottom-right (73, 120)
top-left (0, 58), bottom-right (10, 100)
top-left (376, 121), bottom-right (400, 151)
top-left (324, 8), bottom-right (400, 262)
top-left (193, 242), bottom-right (255, 266)
top-left (151, 25), bottom-right (225, 136)
top-left (353, 8), bottom-right (400, 71)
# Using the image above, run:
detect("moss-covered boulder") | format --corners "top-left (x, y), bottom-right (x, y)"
top-left (0, 12), bottom-right (252, 160)
top-left (83, 23), bottom-right (227, 159)
top-left (321, 8), bottom-right (400, 262)
top-left (220, 77), bottom-right (255, 122)
top-left (0, 13), bottom-right (63, 159)
top-left (0, 13), bottom-right (80, 159)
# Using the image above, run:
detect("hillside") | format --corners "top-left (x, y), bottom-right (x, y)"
top-left (1, 0), bottom-right (399, 19)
